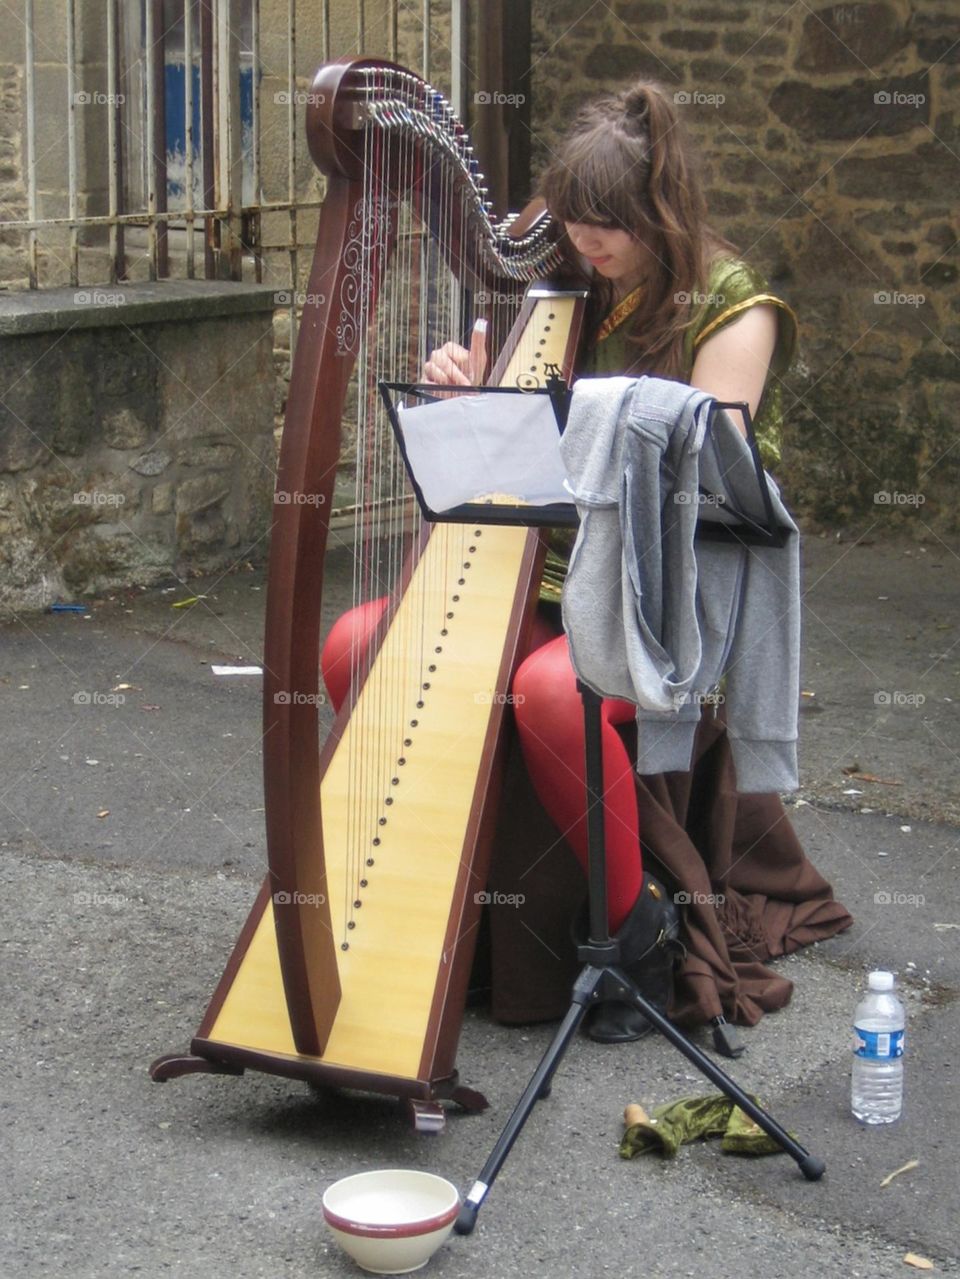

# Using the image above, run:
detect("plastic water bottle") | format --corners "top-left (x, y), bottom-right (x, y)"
top-left (851, 970), bottom-right (905, 1124)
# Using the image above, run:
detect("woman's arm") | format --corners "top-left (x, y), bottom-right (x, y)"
top-left (688, 303), bottom-right (778, 431)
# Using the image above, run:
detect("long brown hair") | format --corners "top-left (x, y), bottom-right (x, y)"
top-left (538, 82), bottom-right (733, 378)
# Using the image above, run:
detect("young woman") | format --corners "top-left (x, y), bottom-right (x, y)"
top-left (324, 80), bottom-right (851, 1042)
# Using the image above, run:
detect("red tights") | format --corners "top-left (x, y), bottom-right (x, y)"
top-left (512, 633), bottom-right (643, 932)
top-left (320, 600), bottom-right (643, 932)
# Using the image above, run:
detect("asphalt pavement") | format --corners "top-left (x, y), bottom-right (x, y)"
top-left (1, 529), bottom-right (958, 1278)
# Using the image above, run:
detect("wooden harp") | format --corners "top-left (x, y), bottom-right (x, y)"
top-left (150, 59), bottom-right (586, 1112)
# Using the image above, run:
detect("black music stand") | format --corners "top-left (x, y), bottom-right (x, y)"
top-left (380, 379), bottom-right (825, 1235)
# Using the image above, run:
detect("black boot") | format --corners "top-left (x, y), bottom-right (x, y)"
top-left (582, 874), bottom-right (685, 1044)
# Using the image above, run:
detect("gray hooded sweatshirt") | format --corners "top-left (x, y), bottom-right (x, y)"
top-left (559, 375), bottom-right (800, 793)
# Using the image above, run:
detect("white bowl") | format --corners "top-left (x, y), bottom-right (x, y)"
top-left (322, 1169), bottom-right (460, 1275)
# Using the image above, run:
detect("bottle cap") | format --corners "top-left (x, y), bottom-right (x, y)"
top-left (868, 970), bottom-right (894, 991)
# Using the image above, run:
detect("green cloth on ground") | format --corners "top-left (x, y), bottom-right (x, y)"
top-left (619, 1094), bottom-right (788, 1159)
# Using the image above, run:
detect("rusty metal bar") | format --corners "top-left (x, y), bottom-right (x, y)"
top-left (184, 0), bottom-right (197, 278)
top-left (107, 0), bottom-right (126, 282)
top-left (216, 0), bottom-right (244, 279)
top-left (3, 199), bottom-right (323, 234)
top-left (66, 0), bottom-right (79, 285)
top-left (24, 0), bottom-right (38, 287)
top-left (200, 0), bottom-right (215, 278)
top-left (152, 0), bottom-right (169, 276)
top-left (451, 0), bottom-right (464, 117)
top-left (145, 0), bottom-right (157, 277)
top-left (250, 0), bottom-right (262, 281)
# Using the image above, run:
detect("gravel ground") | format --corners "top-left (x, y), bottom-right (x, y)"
top-left (2, 532), bottom-right (957, 1278)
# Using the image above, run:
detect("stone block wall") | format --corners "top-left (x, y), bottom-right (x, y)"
top-left (0, 283), bottom-right (277, 612)
top-left (526, 0), bottom-right (959, 532)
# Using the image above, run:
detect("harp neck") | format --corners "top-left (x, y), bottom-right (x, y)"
top-left (306, 58), bottom-right (563, 288)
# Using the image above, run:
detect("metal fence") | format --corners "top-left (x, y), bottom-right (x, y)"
top-left (8, 0), bottom-right (457, 292)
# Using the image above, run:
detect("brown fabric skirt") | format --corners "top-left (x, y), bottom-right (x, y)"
top-left (485, 709), bottom-right (853, 1028)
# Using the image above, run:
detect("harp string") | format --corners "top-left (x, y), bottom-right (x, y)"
top-left (334, 68), bottom-right (542, 950)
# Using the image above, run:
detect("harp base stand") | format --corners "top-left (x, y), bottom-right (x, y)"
top-left (149, 1052), bottom-right (245, 1082)
top-left (150, 1043), bottom-right (489, 1114)
top-left (454, 683), bottom-right (825, 1236)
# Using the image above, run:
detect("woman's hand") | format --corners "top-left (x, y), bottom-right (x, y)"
top-left (422, 320), bottom-right (488, 386)
top-left (423, 341), bottom-right (472, 385)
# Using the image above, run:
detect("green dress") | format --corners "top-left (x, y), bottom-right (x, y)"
top-left (540, 257), bottom-right (798, 604)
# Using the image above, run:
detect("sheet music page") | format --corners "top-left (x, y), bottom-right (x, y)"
top-left (398, 392), bottom-right (570, 510)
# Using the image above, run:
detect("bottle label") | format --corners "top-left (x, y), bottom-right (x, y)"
top-left (853, 1027), bottom-right (904, 1059)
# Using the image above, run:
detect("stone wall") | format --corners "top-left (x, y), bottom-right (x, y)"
top-left (0, 284), bottom-right (277, 612)
top-left (526, 0), bottom-right (959, 532)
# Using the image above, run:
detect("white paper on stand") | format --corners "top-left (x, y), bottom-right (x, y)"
top-left (397, 392), bottom-right (569, 511)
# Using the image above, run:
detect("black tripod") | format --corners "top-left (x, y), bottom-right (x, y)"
top-left (455, 681), bottom-right (825, 1235)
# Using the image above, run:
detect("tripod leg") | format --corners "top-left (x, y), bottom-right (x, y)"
top-left (455, 970), bottom-right (600, 1235)
top-left (616, 972), bottom-right (825, 1180)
